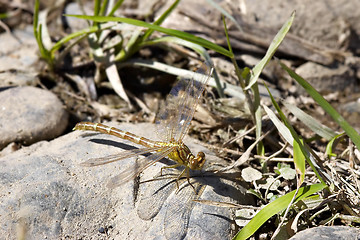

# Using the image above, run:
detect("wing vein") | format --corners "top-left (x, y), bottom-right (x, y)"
top-left (80, 146), bottom-right (165, 166)
top-left (107, 146), bottom-right (176, 188)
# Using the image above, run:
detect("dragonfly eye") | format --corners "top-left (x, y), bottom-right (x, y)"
top-left (189, 152), bottom-right (206, 170)
top-left (197, 151), bottom-right (206, 167)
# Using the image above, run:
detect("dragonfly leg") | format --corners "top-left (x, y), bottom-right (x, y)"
top-left (185, 167), bottom-right (196, 192)
top-left (161, 164), bottom-right (196, 192)
top-left (160, 163), bottom-right (182, 176)
top-left (160, 164), bottom-right (182, 189)
top-left (174, 167), bottom-right (196, 193)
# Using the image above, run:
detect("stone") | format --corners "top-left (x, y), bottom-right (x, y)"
top-left (0, 122), bottom-right (253, 239)
top-left (0, 86), bottom-right (68, 149)
top-left (0, 26), bottom-right (38, 72)
top-left (295, 62), bottom-right (356, 94)
top-left (64, 2), bottom-right (93, 32)
top-left (290, 226), bottom-right (360, 240)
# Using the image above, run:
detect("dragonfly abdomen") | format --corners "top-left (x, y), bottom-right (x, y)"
top-left (73, 122), bottom-right (158, 148)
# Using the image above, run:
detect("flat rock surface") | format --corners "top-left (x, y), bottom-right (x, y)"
top-left (0, 86), bottom-right (68, 149)
top-left (0, 122), bottom-right (252, 239)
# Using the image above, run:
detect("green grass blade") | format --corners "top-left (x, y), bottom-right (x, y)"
top-left (325, 133), bottom-right (346, 158)
top-left (108, 0), bottom-right (126, 16)
top-left (94, 0), bottom-right (101, 16)
top-left (293, 138), bottom-right (306, 185)
top-left (36, 24), bottom-right (52, 63)
top-left (99, 0), bottom-right (109, 16)
top-left (263, 105), bottom-right (293, 144)
top-left (233, 183), bottom-right (326, 240)
top-left (64, 14), bottom-right (233, 58)
top-left (33, 0), bottom-right (52, 63)
top-left (252, 82), bottom-right (263, 155)
top-left (50, 23), bottom-right (116, 54)
top-left (246, 11), bottom-right (295, 90)
top-left (264, 82), bottom-right (326, 184)
top-left (283, 101), bottom-right (337, 141)
top-left (33, 0), bottom-right (40, 37)
top-left (144, 36), bottom-right (224, 96)
top-left (280, 61), bottom-right (360, 150)
top-left (206, 0), bottom-right (243, 32)
top-left (142, 0), bottom-right (180, 40)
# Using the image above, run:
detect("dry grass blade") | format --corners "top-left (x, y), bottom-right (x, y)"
top-left (216, 129), bottom-right (271, 173)
top-left (105, 56), bottom-right (131, 105)
top-left (193, 199), bottom-right (260, 209)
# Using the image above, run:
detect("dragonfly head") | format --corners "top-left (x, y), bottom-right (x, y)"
top-left (189, 151), bottom-right (206, 170)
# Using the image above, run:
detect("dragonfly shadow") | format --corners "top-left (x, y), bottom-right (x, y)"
top-left (137, 169), bottom-right (244, 221)
top-left (90, 138), bottom-right (138, 151)
top-left (140, 168), bottom-right (245, 209)
top-left (201, 212), bottom-right (232, 222)
top-left (152, 178), bottom-right (176, 195)
top-left (137, 170), bottom-right (242, 240)
top-left (191, 171), bottom-right (246, 201)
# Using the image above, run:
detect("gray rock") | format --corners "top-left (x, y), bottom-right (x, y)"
top-left (295, 62), bottom-right (356, 94)
top-left (244, 0), bottom-right (360, 51)
top-left (0, 122), bottom-right (252, 239)
top-left (0, 26), bottom-right (38, 72)
top-left (64, 2), bottom-right (93, 32)
top-left (159, 0), bottom-right (360, 65)
top-left (0, 86), bottom-right (68, 149)
top-left (290, 226), bottom-right (360, 240)
top-left (0, 71), bottom-right (39, 88)
top-left (341, 100), bottom-right (360, 114)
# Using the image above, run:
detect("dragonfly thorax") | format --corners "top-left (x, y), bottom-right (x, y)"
top-left (164, 142), bottom-right (206, 171)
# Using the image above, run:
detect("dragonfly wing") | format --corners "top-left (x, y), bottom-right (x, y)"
top-left (107, 146), bottom-right (176, 188)
top-left (164, 181), bottom-right (206, 239)
top-left (156, 62), bottom-right (213, 142)
top-left (80, 146), bottom-right (164, 166)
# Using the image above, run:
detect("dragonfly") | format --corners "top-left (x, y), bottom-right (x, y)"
top-left (74, 63), bottom-right (214, 189)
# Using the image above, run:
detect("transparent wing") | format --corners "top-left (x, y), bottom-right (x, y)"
top-left (137, 173), bottom-right (176, 220)
top-left (80, 146), bottom-right (165, 166)
top-left (106, 146), bottom-right (176, 188)
top-left (156, 63), bottom-right (213, 142)
top-left (164, 181), bottom-right (206, 239)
